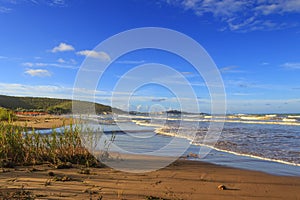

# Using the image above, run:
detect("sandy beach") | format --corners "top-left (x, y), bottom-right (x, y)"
top-left (0, 158), bottom-right (299, 200)
top-left (0, 115), bottom-right (299, 199)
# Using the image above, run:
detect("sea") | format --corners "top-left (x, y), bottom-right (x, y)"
top-left (53, 113), bottom-right (300, 176)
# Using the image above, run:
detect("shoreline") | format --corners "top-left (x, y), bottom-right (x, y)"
top-left (0, 157), bottom-right (299, 199)
top-left (154, 124), bottom-right (300, 169)
top-left (7, 115), bottom-right (300, 177)
top-left (96, 129), bottom-right (300, 177)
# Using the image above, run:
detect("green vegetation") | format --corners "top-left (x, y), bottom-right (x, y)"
top-left (0, 107), bottom-right (16, 121)
top-left (0, 94), bottom-right (122, 114)
top-left (0, 122), bottom-right (99, 167)
top-left (47, 101), bottom-right (72, 114)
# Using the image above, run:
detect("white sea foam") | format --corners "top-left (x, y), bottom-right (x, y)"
top-left (197, 144), bottom-right (300, 167)
top-left (154, 127), bottom-right (300, 167)
top-left (128, 114), bottom-right (300, 126)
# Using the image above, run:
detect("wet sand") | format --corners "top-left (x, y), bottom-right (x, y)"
top-left (0, 159), bottom-right (299, 200)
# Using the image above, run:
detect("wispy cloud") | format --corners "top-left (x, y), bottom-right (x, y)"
top-left (220, 66), bottom-right (244, 73)
top-left (152, 98), bottom-right (167, 102)
top-left (165, 0), bottom-right (300, 32)
top-left (0, 6), bottom-right (11, 13)
top-left (57, 58), bottom-right (65, 63)
top-left (254, 0), bottom-right (300, 14)
top-left (30, 0), bottom-right (68, 7)
top-left (22, 62), bottom-right (78, 69)
top-left (232, 92), bottom-right (257, 96)
top-left (47, 0), bottom-right (67, 7)
top-left (181, 71), bottom-right (193, 75)
top-left (51, 42), bottom-right (75, 53)
top-left (25, 69), bottom-right (51, 77)
top-left (0, 0), bottom-right (68, 12)
top-left (76, 50), bottom-right (111, 62)
top-left (0, 83), bottom-right (108, 101)
top-left (115, 60), bottom-right (145, 64)
top-left (57, 58), bottom-right (77, 65)
top-left (227, 98), bottom-right (300, 113)
top-left (0, 83), bottom-right (73, 99)
top-left (260, 62), bottom-right (270, 66)
top-left (0, 56), bottom-right (8, 59)
top-left (281, 62), bottom-right (300, 69)
top-left (225, 78), bottom-right (296, 91)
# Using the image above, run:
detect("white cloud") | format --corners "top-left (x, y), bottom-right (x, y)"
top-left (45, 0), bottom-right (67, 7)
top-left (0, 83), bottom-right (110, 101)
top-left (281, 62), bottom-right (300, 69)
top-left (255, 0), bottom-right (300, 15)
top-left (226, 98), bottom-right (300, 114)
top-left (51, 0), bottom-right (66, 5)
top-left (57, 58), bottom-right (77, 65)
top-left (57, 58), bottom-right (65, 63)
top-left (25, 69), bottom-right (51, 77)
top-left (0, 6), bottom-right (12, 13)
top-left (2, 0), bottom-right (67, 8)
top-left (232, 93), bottom-right (255, 96)
top-left (22, 62), bottom-right (78, 69)
top-left (169, 0), bottom-right (249, 17)
top-left (51, 42), bottom-right (75, 53)
top-left (165, 0), bottom-right (300, 31)
top-left (0, 83), bottom-right (72, 99)
top-left (76, 50), bottom-right (111, 62)
top-left (115, 60), bottom-right (145, 64)
top-left (260, 62), bottom-right (270, 65)
top-left (0, 56), bottom-right (8, 59)
top-left (22, 62), bottom-right (34, 67)
top-left (220, 66), bottom-right (244, 73)
top-left (70, 59), bottom-right (77, 65)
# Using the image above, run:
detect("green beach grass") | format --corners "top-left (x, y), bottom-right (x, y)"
top-left (0, 121), bottom-right (99, 168)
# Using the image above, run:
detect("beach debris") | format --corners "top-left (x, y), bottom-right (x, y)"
top-left (179, 152), bottom-right (199, 159)
top-left (0, 159), bottom-right (15, 168)
top-left (145, 196), bottom-right (169, 200)
top-left (48, 171), bottom-right (55, 176)
top-left (83, 188), bottom-right (98, 194)
top-left (218, 184), bottom-right (227, 190)
top-left (200, 173), bottom-right (207, 181)
top-left (44, 179), bottom-right (51, 186)
top-left (78, 168), bottom-right (91, 175)
top-left (155, 180), bottom-right (162, 185)
top-left (53, 175), bottom-right (71, 182)
top-left (0, 168), bottom-right (10, 173)
top-left (188, 152), bottom-right (199, 158)
top-left (61, 176), bottom-right (71, 182)
top-left (54, 162), bottom-right (73, 169)
top-left (0, 186), bottom-right (34, 199)
top-left (28, 167), bottom-right (42, 172)
top-left (82, 189), bottom-right (103, 200)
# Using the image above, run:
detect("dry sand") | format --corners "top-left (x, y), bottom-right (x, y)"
top-left (0, 159), bottom-right (299, 200)
top-left (12, 115), bottom-right (75, 130)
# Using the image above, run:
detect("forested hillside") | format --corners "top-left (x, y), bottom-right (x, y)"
top-left (0, 95), bottom-right (120, 114)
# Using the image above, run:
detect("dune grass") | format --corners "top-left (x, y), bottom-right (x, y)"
top-left (0, 122), bottom-right (99, 167)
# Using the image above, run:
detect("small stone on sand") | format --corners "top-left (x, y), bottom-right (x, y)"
top-left (218, 185), bottom-right (227, 190)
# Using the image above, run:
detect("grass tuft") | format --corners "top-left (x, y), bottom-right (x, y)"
top-left (0, 121), bottom-right (100, 167)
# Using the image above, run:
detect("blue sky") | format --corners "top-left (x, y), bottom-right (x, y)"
top-left (0, 0), bottom-right (300, 114)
